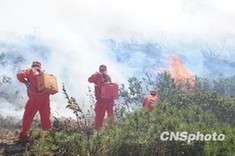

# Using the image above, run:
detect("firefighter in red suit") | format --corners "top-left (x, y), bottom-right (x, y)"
top-left (16, 61), bottom-right (52, 141)
top-left (88, 65), bottom-right (115, 129)
top-left (143, 90), bottom-right (160, 111)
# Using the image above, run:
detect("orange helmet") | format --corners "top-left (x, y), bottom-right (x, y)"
top-left (150, 89), bottom-right (157, 95)
top-left (31, 61), bottom-right (42, 69)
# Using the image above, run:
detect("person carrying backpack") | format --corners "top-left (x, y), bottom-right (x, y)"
top-left (88, 65), bottom-right (116, 129)
top-left (16, 61), bottom-right (53, 142)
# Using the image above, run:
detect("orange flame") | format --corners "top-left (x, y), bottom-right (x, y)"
top-left (161, 56), bottom-right (195, 90)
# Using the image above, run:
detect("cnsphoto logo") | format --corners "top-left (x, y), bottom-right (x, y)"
top-left (160, 131), bottom-right (225, 143)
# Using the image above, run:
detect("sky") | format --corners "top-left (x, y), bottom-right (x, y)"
top-left (0, 0), bottom-right (235, 118)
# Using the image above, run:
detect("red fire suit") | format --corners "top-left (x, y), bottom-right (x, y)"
top-left (88, 71), bottom-right (115, 129)
top-left (143, 95), bottom-right (160, 111)
top-left (17, 67), bottom-right (52, 141)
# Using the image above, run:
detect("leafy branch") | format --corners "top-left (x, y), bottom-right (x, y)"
top-left (62, 83), bottom-right (86, 128)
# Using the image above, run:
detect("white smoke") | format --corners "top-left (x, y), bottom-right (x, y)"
top-left (0, 0), bottom-right (235, 118)
top-left (1, 0), bottom-right (235, 37)
top-left (0, 31), bottom-right (130, 119)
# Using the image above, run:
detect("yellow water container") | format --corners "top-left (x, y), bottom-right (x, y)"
top-left (37, 72), bottom-right (58, 95)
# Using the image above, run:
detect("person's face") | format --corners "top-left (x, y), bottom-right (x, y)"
top-left (100, 69), bottom-right (107, 73)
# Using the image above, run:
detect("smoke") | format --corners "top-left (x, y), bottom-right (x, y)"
top-left (0, 0), bottom-right (235, 118)
top-left (0, 30), bottom-right (130, 118)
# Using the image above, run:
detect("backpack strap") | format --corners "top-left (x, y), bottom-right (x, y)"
top-left (27, 69), bottom-right (47, 94)
top-left (102, 73), bottom-right (111, 83)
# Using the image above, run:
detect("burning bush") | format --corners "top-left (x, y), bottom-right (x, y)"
top-left (160, 56), bottom-right (196, 91)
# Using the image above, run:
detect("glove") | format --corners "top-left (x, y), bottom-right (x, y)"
top-left (24, 78), bottom-right (30, 88)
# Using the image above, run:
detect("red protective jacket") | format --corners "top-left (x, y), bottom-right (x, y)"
top-left (143, 95), bottom-right (160, 111)
top-left (17, 67), bottom-right (51, 141)
top-left (17, 67), bottom-right (41, 95)
top-left (88, 71), bottom-right (111, 99)
top-left (88, 71), bottom-right (114, 129)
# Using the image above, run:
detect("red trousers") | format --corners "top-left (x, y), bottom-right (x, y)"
top-left (94, 99), bottom-right (114, 129)
top-left (19, 91), bottom-right (52, 141)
